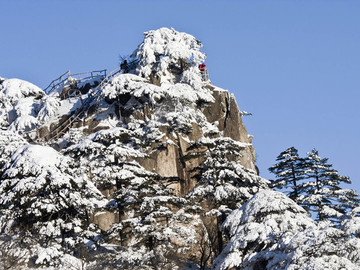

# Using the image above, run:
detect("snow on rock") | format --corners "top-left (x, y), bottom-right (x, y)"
top-left (37, 96), bottom-right (61, 122)
top-left (0, 78), bottom-right (43, 101)
top-left (133, 28), bottom-right (206, 86)
top-left (102, 73), bottom-right (163, 103)
top-left (4, 144), bottom-right (62, 177)
top-left (0, 78), bottom-right (44, 129)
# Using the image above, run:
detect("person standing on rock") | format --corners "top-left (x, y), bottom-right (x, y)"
top-left (120, 60), bottom-right (129, 73)
top-left (199, 63), bottom-right (207, 80)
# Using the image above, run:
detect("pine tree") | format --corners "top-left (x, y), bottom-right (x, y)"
top-left (186, 137), bottom-right (269, 257)
top-left (299, 148), bottom-right (360, 224)
top-left (213, 190), bottom-right (315, 270)
top-left (273, 222), bottom-right (360, 270)
top-left (268, 147), bottom-right (305, 201)
top-left (213, 190), bottom-right (360, 270)
top-left (0, 144), bottom-right (106, 268)
top-left (341, 207), bottom-right (360, 238)
top-left (105, 163), bottom-right (202, 269)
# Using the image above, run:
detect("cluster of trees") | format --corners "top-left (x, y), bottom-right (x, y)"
top-left (269, 147), bottom-right (360, 225)
top-left (213, 189), bottom-right (360, 270)
top-left (213, 147), bottom-right (360, 269)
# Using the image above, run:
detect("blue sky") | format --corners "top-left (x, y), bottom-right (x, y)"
top-left (1, 1), bottom-right (359, 193)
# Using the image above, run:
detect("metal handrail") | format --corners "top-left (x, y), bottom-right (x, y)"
top-left (39, 67), bottom-right (122, 142)
top-left (43, 69), bottom-right (107, 94)
top-left (69, 69), bottom-right (107, 81)
top-left (43, 70), bottom-right (70, 94)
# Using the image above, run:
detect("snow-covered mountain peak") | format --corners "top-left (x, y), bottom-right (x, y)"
top-left (134, 27), bottom-right (206, 86)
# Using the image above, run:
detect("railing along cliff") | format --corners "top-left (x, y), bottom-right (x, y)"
top-left (43, 69), bottom-right (107, 94)
top-left (38, 67), bottom-right (122, 142)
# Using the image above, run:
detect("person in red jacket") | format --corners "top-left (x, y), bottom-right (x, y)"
top-left (199, 63), bottom-right (208, 80)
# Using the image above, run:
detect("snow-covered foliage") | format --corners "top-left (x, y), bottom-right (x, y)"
top-left (0, 143), bottom-right (107, 267)
top-left (101, 163), bottom-right (203, 269)
top-left (214, 190), bottom-right (314, 270)
top-left (269, 146), bottom-right (305, 200)
top-left (0, 130), bottom-right (28, 171)
top-left (298, 148), bottom-right (360, 224)
top-left (134, 27), bottom-right (205, 87)
top-left (187, 137), bottom-right (268, 214)
top-left (273, 223), bottom-right (360, 270)
top-left (270, 147), bottom-right (360, 226)
top-left (37, 96), bottom-right (61, 123)
top-left (65, 125), bottom-right (157, 191)
top-left (214, 190), bottom-right (360, 270)
top-left (341, 207), bottom-right (360, 237)
top-left (103, 73), bottom-right (214, 106)
top-left (0, 78), bottom-right (44, 130)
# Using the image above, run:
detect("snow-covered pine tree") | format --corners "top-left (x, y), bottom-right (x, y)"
top-left (213, 189), bottom-right (315, 270)
top-left (268, 146), bottom-right (306, 201)
top-left (0, 78), bottom-right (44, 131)
top-left (341, 207), bottom-right (360, 238)
top-left (65, 126), bottom-right (150, 192)
top-left (0, 130), bottom-right (28, 172)
top-left (213, 189), bottom-right (360, 270)
top-left (272, 222), bottom-right (360, 270)
top-left (102, 163), bottom-right (203, 269)
top-left (299, 148), bottom-right (360, 225)
top-left (186, 137), bottom-right (269, 258)
top-left (0, 143), bottom-right (106, 268)
top-left (63, 113), bottom-right (205, 268)
top-left (187, 137), bottom-right (268, 211)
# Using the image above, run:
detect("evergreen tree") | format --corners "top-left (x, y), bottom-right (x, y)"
top-left (186, 137), bottom-right (269, 257)
top-left (299, 148), bottom-right (360, 224)
top-left (105, 163), bottom-right (203, 269)
top-left (341, 207), bottom-right (360, 238)
top-left (268, 146), bottom-right (305, 201)
top-left (213, 190), bottom-right (360, 270)
top-left (213, 190), bottom-right (315, 270)
top-left (0, 144), bottom-right (106, 268)
top-left (273, 222), bottom-right (360, 270)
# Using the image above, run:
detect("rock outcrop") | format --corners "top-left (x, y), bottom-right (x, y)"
top-left (0, 28), bottom-right (268, 269)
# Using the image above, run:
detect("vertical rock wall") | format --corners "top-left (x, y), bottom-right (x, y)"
top-left (138, 86), bottom-right (257, 197)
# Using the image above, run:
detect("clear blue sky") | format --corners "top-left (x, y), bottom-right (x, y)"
top-left (1, 1), bottom-right (359, 193)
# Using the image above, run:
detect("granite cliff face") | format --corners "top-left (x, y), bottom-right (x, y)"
top-left (0, 28), bottom-right (268, 269)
